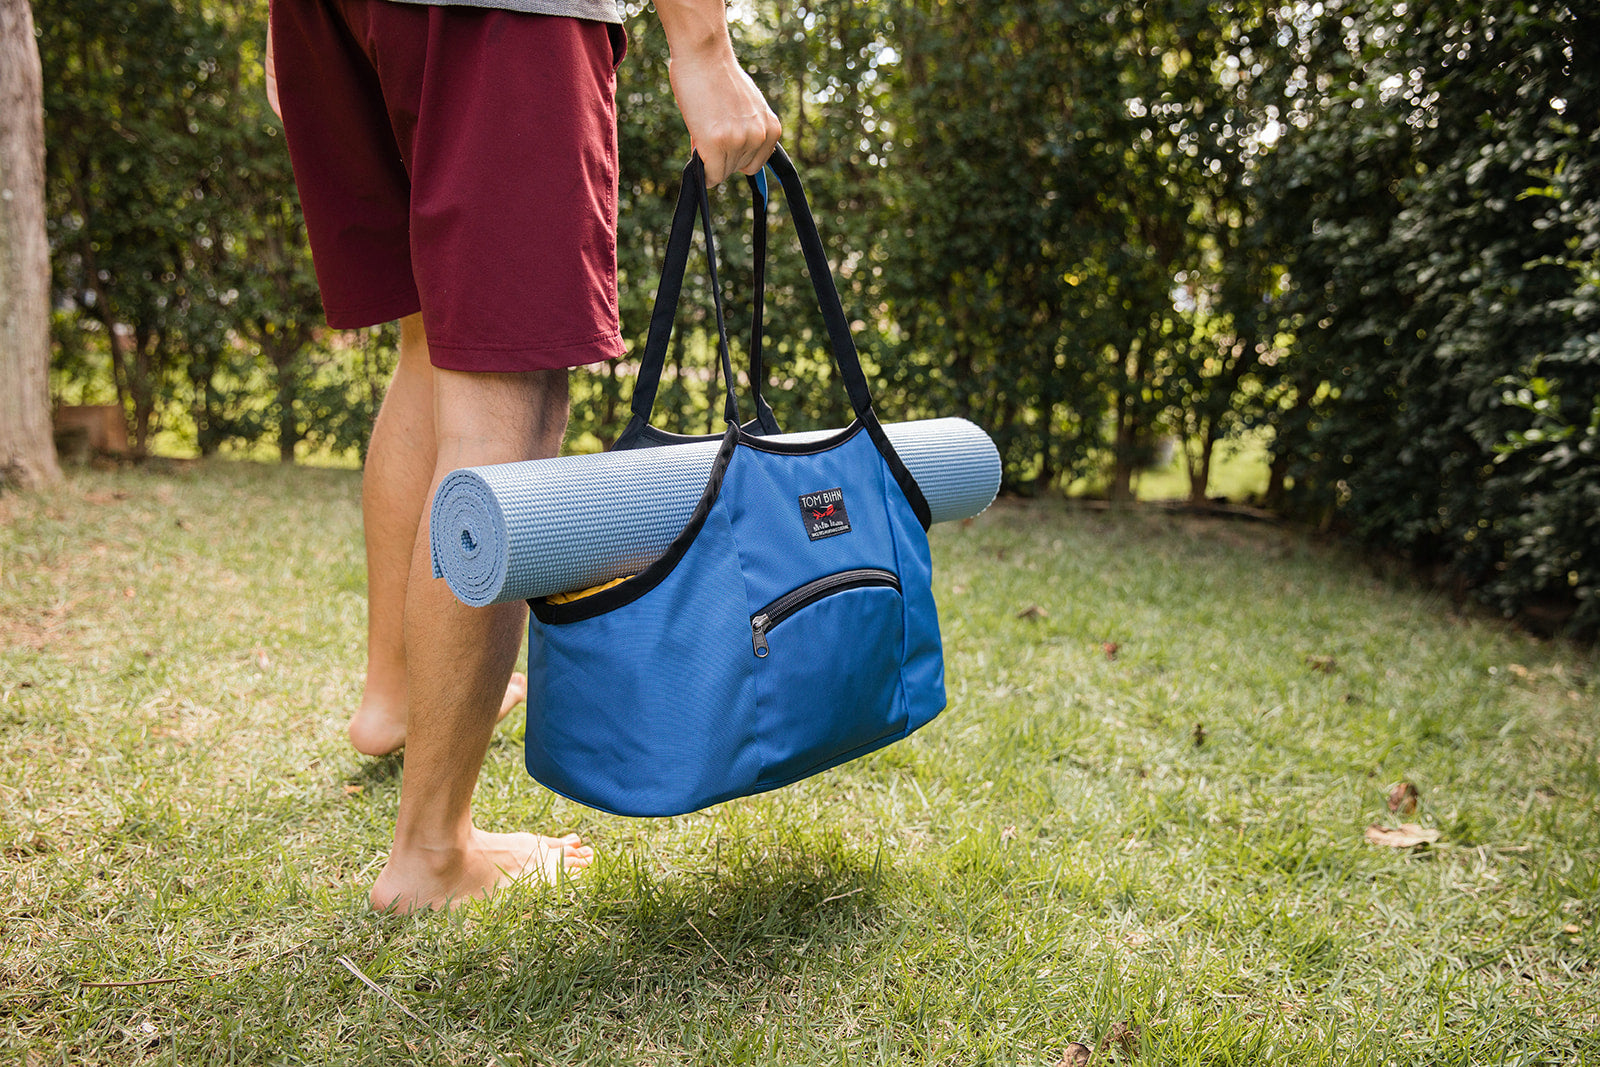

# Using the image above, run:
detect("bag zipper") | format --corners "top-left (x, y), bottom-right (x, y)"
top-left (751, 568), bottom-right (901, 657)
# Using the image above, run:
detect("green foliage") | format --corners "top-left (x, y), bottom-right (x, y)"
top-left (1265, 0), bottom-right (1600, 636)
top-left (291, 324), bottom-right (400, 463)
top-left (39, 0), bottom-right (238, 453)
top-left (879, 0), bottom-right (1118, 488)
top-left (33, 0), bottom-right (1600, 633)
top-left (40, 0), bottom-right (340, 461)
top-left (1488, 162), bottom-right (1600, 633)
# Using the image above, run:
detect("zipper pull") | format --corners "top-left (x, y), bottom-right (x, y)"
top-left (751, 614), bottom-right (770, 657)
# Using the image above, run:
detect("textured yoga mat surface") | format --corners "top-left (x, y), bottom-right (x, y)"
top-left (430, 418), bottom-right (1001, 607)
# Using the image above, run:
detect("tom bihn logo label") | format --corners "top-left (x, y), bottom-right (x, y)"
top-left (799, 487), bottom-right (852, 541)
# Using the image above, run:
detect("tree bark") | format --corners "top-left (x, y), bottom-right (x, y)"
top-left (1110, 342), bottom-right (1142, 503)
top-left (0, 0), bottom-right (61, 488)
top-left (267, 341), bottom-right (300, 463)
top-left (1187, 425), bottom-right (1216, 504)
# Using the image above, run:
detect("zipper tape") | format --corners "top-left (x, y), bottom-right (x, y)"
top-left (751, 568), bottom-right (900, 657)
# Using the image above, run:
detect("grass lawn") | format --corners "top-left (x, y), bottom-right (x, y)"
top-left (2, 461), bottom-right (1597, 1065)
top-left (1130, 435), bottom-right (1272, 504)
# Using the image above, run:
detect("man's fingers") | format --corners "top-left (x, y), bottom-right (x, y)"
top-left (699, 114), bottom-right (782, 186)
top-left (738, 113), bottom-right (783, 177)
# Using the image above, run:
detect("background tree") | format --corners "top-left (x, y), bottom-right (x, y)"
top-left (212, 0), bottom-right (326, 463)
top-left (42, 0), bottom-right (234, 455)
top-left (1265, 0), bottom-right (1599, 634)
top-left (40, 0), bottom-right (331, 461)
top-left (1154, 0), bottom-right (1284, 504)
top-left (1, 0), bottom-right (60, 489)
top-left (881, 0), bottom-right (1124, 492)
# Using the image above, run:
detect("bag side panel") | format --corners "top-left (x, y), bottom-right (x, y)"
top-left (525, 505), bottom-right (759, 817)
top-left (882, 470), bottom-right (946, 732)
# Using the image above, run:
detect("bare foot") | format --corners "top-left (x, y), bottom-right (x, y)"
top-left (369, 828), bottom-right (594, 913)
top-left (348, 672), bottom-right (529, 757)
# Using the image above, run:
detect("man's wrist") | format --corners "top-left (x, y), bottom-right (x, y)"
top-left (656, 0), bottom-right (735, 61)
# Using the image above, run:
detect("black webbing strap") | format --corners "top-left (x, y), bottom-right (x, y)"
top-left (691, 160), bottom-right (741, 428)
top-left (632, 159), bottom-right (776, 430)
top-left (763, 145), bottom-right (876, 422)
top-left (628, 144), bottom-right (877, 431)
top-left (748, 167), bottom-right (779, 434)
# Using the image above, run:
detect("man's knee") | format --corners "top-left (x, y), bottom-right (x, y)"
top-left (433, 367), bottom-right (570, 467)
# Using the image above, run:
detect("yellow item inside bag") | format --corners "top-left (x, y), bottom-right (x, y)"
top-left (543, 576), bottom-right (632, 605)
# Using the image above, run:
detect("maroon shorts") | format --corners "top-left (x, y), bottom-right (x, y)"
top-left (270, 0), bottom-right (626, 371)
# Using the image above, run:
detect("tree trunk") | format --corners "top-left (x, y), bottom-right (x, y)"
top-left (597, 356), bottom-right (619, 450)
top-left (127, 326), bottom-right (159, 458)
top-left (1266, 388), bottom-right (1313, 509)
top-left (1266, 449), bottom-right (1289, 508)
top-left (0, 0), bottom-right (61, 489)
top-left (274, 351), bottom-right (298, 463)
top-left (668, 325), bottom-right (686, 435)
top-left (1187, 421), bottom-right (1216, 504)
top-left (1035, 338), bottom-right (1058, 491)
top-left (69, 183), bottom-right (134, 435)
top-left (1110, 343), bottom-right (1142, 503)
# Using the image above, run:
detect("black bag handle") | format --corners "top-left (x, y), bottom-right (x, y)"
top-left (629, 157), bottom-right (778, 433)
top-left (629, 144), bottom-right (877, 431)
top-left (747, 166), bottom-right (778, 434)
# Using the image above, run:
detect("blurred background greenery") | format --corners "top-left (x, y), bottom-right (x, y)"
top-left (29, 0), bottom-right (1600, 635)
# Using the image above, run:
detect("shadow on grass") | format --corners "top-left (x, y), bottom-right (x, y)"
top-left (345, 753), bottom-right (403, 791)
top-left (384, 843), bottom-right (895, 1040)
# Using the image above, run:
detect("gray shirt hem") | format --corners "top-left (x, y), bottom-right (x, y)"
top-left (384, 0), bottom-right (623, 24)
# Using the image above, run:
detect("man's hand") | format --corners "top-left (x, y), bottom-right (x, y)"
top-left (655, 0), bottom-right (781, 186)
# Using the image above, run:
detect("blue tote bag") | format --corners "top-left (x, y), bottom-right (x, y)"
top-left (524, 146), bottom-right (945, 817)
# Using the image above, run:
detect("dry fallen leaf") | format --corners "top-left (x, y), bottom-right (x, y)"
top-left (343, 784), bottom-right (363, 795)
top-left (1102, 1021), bottom-right (1141, 1058)
top-left (1192, 722), bottom-right (1207, 747)
top-left (1017, 605), bottom-right (1049, 620)
top-left (1365, 823), bottom-right (1440, 848)
top-left (1387, 781), bottom-right (1420, 815)
top-left (1306, 654), bottom-right (1337, 673)
top-left (1102, 641), bottom-right (1120, 661)
top-left (1057, 1042), bottom-right (1093, 1066)
top-left (1508, 663), bottom-right (1530, 678)
top-left (1564, 924), bottom-right (1582, 934)
top-left (1000, 825), bottom-right (1018, 842)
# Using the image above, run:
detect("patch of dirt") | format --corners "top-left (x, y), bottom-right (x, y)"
top-left (0, 596), bottom-right (87, 652)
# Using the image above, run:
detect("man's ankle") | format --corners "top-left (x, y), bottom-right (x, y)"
top-left (388, 821), bottom-right (477, 872)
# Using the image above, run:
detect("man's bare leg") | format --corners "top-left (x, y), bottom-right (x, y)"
top-left (349, 313), bottom-right (527, 757)
top-left (370, 366), bottom-right (593, 913)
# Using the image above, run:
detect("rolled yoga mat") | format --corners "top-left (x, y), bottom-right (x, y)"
top-left (430, 417), bottom-right (1001, 607)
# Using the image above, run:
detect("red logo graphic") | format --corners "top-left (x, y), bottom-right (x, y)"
top-left (811, 504), bottom-right (835, 520)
